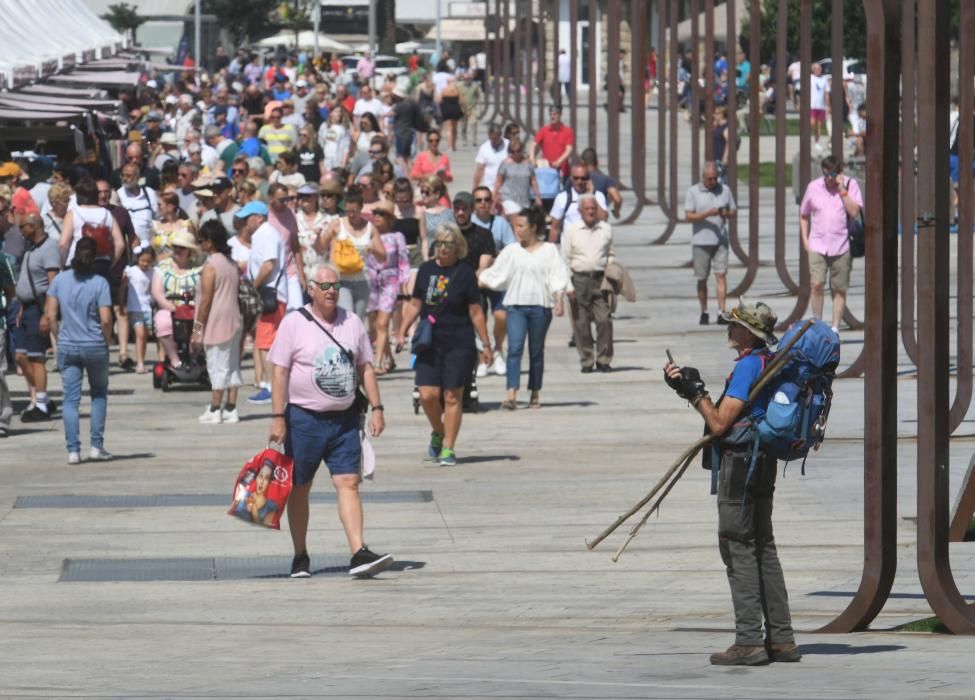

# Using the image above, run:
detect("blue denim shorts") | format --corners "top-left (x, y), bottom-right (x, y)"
top-left (12, 301), bottom-right (49, 358)
top-left (284, 404), bottom-right (361, 485)
top-left (486, 289), bottom-right (506, 313)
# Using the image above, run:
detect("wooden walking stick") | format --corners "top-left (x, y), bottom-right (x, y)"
top-left (587, 320), bottom-right (815, 555)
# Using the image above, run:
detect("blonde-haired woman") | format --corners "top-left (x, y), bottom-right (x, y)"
top-left (44, 182), bottom-right (73, 242)
top-left (396, 223), bottom-right (493, 467)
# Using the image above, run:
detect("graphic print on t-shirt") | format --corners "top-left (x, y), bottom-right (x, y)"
top-left (312, 346), bottom-right (355, 398)
top-left (425, 273), bottom-right (451, 305)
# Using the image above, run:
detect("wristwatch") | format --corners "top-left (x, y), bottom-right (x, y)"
top-left (371, 404), bottom-right (384, 412)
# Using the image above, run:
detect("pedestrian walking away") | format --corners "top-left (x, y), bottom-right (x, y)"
top-left (684, 161), bottom-right (736, 326)
top-left (44, 238), bottom-right (114, 464)
top-left (799, 155), bottom-right (862, 334)
top-left (562, 195), bottom-right (615, 372)
top-left (663, 300), bottom-right (800, 667)
top-left (267, 264), bottom-right (391, 579)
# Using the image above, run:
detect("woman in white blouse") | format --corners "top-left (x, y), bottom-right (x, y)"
top-left (479, 205), bottom-right (570, 409)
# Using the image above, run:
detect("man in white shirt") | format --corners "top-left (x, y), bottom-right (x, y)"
top-left (809, 63), bottom-right (830, 151)
top-left (472, 124), bottom-right (509, 191)
top-left (563, 194), bottom-right (615, 372)
top-left (200, 125), bottom-right (221, 173)
top-left (548, 165), bottom-right (608, 242)
top-left (238, 200), bottom-right (287, 404)
top-left (116, 162), bottom-right (158, 246)
top-left (353, 84), bottom-right (386, 119)
top-left (174, 94), bottom-right (199, 147)
top-left (558, 49), bottom-right (572, 103)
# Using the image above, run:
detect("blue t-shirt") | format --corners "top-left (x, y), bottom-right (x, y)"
top-left (724, 350), bottom-right (771, 420)
top-left (472, 213), bottom-right (516, 252)
top-left (48, 270), bottom-right (111, 347)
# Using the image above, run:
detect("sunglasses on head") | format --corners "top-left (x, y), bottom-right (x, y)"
top-left (309, 280), bottom-right (342, 291)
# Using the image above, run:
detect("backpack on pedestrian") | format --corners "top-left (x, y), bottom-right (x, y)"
top-left (749, 319), bottom-right (840, 471)
top-left (535, 165), bottom-right (562, 201)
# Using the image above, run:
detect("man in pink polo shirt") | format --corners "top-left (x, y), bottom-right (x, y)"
top-left (799, 155), bottom-right (863, 333)
top-left (530, 105), bottom-right (575, 179)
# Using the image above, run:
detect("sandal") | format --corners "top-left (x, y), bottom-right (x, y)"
top-left (501, 399), bottom-right (517, 411)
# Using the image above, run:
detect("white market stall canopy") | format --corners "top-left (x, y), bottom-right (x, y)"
top-left (0, 0), bottom-right (123, 89)
top-left (255, 31), bottom-right (353, 53)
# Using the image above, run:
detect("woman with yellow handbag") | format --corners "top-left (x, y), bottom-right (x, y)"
top-left (323, 186), bottom-right (387, 320)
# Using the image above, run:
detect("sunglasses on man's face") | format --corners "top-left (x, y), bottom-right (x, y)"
top-left (309, 280), bottom-right (342, 291)
top-left (369, 149), bottom-right (384, 156)
top-left (276, 196), bottom-right (297, 204)
top-left (474, 197), bottom-right (492, 203)
top-left (232, 168), bottom-right (247, 174)
top-left (823, 171), bottom-right (839, 178)
top-left (572, 175), bottom-right (590, 182)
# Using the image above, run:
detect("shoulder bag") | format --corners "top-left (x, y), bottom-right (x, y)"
top-left (297, 308), bottom-right (369, 415)
top-left (845, 177), bottom-right (865, 258)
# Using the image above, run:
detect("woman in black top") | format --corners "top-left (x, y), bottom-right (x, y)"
top-left (396, 223), bottom-right (493, 467)
top-left (392, 177), bottom-right (425, 269)
top-left (297, 126), bottom-right (326, 184)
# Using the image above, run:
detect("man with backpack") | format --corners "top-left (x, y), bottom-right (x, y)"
top-left (663, 300), bottom-right (801, 667)
top-left (547, 165), bottom-right (608, 243)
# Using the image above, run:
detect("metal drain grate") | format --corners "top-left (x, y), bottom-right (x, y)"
top-left (59, 555), bottom-right (350, 582)
top-left (16, 490), bottom-right (433, 509)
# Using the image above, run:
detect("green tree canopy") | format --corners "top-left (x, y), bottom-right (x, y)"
top-left (204, 0), bottom-right (278, 47)
top-left (100, 3), bottom-right (145, 37)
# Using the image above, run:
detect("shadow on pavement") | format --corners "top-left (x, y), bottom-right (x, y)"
top-left (798, 643), bottom-right (906, 656)
top-left (459, 455), bottom-right (521, 464)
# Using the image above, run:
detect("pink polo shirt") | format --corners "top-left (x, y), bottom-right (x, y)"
top-left (800, 176), bottom-right (863, 256)
top-left (267, 306), bottom-right (373, 412)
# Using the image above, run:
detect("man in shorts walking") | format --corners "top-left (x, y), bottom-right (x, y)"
top-left (684, 162), bottom-right (736, 325)
top-left (267, 265), bottom-right (392, 579)
top-left (809, 63), bottom-right (830, 152)
top-left (799, 155), bottom-right (862, 333)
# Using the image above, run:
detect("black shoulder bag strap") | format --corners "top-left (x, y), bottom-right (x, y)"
top-left (297, 307), bottom-right (368, 413)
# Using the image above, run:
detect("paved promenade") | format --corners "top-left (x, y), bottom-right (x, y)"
top-left (2, 107), bottom-right (975, 699)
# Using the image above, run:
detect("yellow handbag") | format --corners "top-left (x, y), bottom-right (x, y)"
top-left (332, 237), bottom-right (365, 275)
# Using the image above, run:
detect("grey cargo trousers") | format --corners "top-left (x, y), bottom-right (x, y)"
top-left (717, 449), bottom-right (795, 646)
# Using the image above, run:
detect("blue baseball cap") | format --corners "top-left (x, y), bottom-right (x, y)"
top-left (234, 201), bottom-right (269, 218)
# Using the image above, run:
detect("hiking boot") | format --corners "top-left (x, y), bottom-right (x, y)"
top-left (766, 641), bottom-right (802, 663)
top-left (349, 546), bottom-right (393, 578)
top-left (290, 551), bottom-right (311, 578)
top-left (426, 432), bottom-right (444, 461)
top-left (699, 312), bottom-right (710, 326)
top-left (709, 644), bottom-right (770, 666)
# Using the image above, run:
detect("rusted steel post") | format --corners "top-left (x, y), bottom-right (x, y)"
top-left (900, 0), bottom-right (919, 364)
top-left (570, 0), bottom-right (579, 135)
top-left (489, 0), bottom-right (504, 123)
top-left (773, 0), bottom-right (801, 296)
top-left (915, 0), bottom-right (975, 635)
top-left (819, 0), bottom-right (899, 633)
top-left (949, 453), bottom-right (975, 541)
top-left (537, 0), bottom-right (547, 127)
top-left (798, 0), bottom-right (812, 205)
top-left (619, 0), bottom-right (648, 224)
top-left (703, 0), bottom-right (715, 161)
top-left (649, 0), bottom-right (679, 245)
top-left (525, 8), bottom-right (534, 133)
top-left (724, 0), bottom-right (754, 277)
top-left (480, 0), bottom-right (493, 120)
top-left (501, 0), bottom-right (512, 123)
top-left (606, 0), bottom-right (621, 182)
top-left (744, 0), bottom-right (760, 276)
top-left (587, 0), bottom-right (598, 149)
top-left (513, 0), bottom-right (524, 129)
top-left (831, 0), bottom-right (845, 159)
top-left (949, 0), bottom-right (974, 432)
top-left (690, 0), bottom-right (701, 183)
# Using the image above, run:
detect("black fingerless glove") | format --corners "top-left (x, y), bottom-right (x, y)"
top-left (678, 367), bottom-right (708, 403)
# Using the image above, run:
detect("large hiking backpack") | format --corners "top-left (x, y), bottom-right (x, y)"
top-left (752, 319), bottom-right (840, 465)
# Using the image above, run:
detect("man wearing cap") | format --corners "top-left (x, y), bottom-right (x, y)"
top-left (530, 106), bottom-right (575, 181)
top-left (291, 79), bottom-right (312, 117)
top-left (664, 300), bottom-right (800, 667)
top-left (152, 133), bottom-right (181, 171)
top-left (236, 201), bottom-right (287, 404)
top-left (197, 177), bottom-right (238, 235)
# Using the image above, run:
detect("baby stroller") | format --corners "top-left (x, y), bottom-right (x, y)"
top-left (152, 291), bottom-right (209, 391)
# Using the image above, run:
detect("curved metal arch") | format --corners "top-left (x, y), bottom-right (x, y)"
top-left (618, 0), bottom-right (649, 225)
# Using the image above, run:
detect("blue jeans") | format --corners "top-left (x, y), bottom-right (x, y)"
top-left (505, 305), bottom-right (552, 392)
top-left (57, 344), bottom-right (109, 453)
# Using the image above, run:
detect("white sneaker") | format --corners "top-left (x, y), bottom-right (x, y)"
top-left (89, 447), bottom-right (113, 461)
top-left (831, 326), bottom-right (840, 335)
top-left (68, 452), bottom-right (81, 465)
top-left (476, 362), bottom-right (488, 378)
top-left (198, 406), bottom-right (223, 424)
top-left (491, 353), bottom-right (506, 376)
top-left (221, 408), bottom-right (240, 424)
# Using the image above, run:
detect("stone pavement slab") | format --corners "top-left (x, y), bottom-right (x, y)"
top-left (2, 107), bottom-right (975, 698)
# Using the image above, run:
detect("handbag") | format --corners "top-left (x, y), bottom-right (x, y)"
top-left (333, 236), bottom-right (365, 275)
top-left (237, 278), bottom-right (262, 334)
top-left (297, 308), bottom-right (369, 415)
top-left (258, 266), bottom-right (285, 315)
top-left (411, 316), bottom-right (435, 354)
top-left (227, 447), bottom-right (293, 530)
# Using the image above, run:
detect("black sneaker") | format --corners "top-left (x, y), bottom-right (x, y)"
top-left (716, 314), bottom-right (730, 325)
top-left (581, 365), bottom-right (594, 374)
top-left (290, 551), bottom-right (311, 578)
top-left (568, 336), bottom-right (577, 348)
top-left (119, 357), bottom-right (136, 371)
top-left (596, 363), bottom-right (612, 373)
top-left (349, 546), bottom-right (394, 578)
top-left (699, 312), bottom-right (710, 326)
top-left (21, 406), bottom-right (52, 423)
